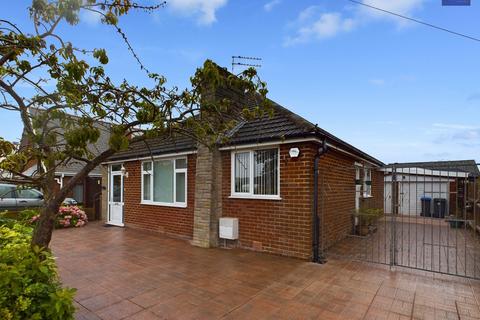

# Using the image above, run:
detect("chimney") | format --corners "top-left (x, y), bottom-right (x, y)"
top-left (191, 62), bottom-right (230, 248)
top-left (191, 143), bottom-right (222, 248)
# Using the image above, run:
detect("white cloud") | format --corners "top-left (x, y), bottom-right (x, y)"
top-left (359, 0), bottom-right (425, 18)
top-left (284, 9), bottom-right (355, 46)
top-left (433, 123), bottom-right (478, 130)
top-left (264, 0), bottom-right (281, 12)
top-left (369, 78), bottom-right (386, 86)
top-left (168, 0), bottom-right (227, 25)
top-left (80, 9), bottom-right (102, 26)
top-left (430, 123), bottom-right (480, 147)
top-left (467, 92), bottom-right (480, 102)
top-left (358, 0), bottom-right (426, 28)
top-left (297, 5), bottom-right (320, 22)
top-left (285, 0), bottom-right (426, 46)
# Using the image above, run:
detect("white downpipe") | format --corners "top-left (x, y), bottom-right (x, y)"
top-left (54, 173), bottom-right (64, 188)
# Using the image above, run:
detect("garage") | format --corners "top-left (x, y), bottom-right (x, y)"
top-left (383, 160), bottom-right (478, 216)
top-left (385, 171), bottom-right (453, 216)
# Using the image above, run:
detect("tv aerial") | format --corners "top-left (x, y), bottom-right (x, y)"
top-left (231, 56), bottom-right (262, 73)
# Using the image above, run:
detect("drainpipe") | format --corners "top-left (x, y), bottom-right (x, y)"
top-left (313, 139), bottom-right (328, 263)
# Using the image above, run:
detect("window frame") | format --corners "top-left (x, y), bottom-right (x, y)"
top-left (363, 167), bottom-right (372, 198)
top-left (16, 188), bottom-right (43, 200)
top-left (230, 147), bottom-right (281, 200)
top-left (0, 185), bottom-right (16, 198)
top-left (141, 157), bottom-right (188, 208)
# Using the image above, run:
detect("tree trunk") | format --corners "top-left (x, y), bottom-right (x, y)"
top-left (28, 143), bottom-right (117, 249)
top-left (31, 201), bottom-right (60, 249)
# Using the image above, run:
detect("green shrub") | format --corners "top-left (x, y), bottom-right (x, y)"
top-left (17, 209), bottom-right (39, 223)
top-left (354, 208), bottom-right (383, 226)
top-left (0, 223), bottom-right (76, 320)
top-left (0, 211), bottom-right (16, 228)
top-left (0, 210), bottom-right (38, 228)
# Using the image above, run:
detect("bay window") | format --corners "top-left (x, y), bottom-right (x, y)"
top-left (142, 158), bottom-right (187, 207)
top-left (232, 148), bottom-right (280, 199)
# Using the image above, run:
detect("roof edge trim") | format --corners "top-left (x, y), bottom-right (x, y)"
top-left (219, 137), bottom-right (383, 167)
top-left (102, 150), bottom-right (197, 164)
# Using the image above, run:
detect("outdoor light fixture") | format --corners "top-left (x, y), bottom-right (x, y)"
top-left (121, 166), bottom-right (129, 178)
top-left (289, 147), bottom-right (300, 158)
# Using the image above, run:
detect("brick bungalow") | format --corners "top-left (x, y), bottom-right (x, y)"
top-left (101, 70), bottom-right (384, 261)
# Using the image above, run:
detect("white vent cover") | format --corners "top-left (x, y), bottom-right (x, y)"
top-left (219, 217), bottom-right (239, 240)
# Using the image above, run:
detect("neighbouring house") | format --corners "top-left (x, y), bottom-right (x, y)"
top-left (383, 160), bottom-right (480, 219)
top-left (20, 108), bottom-right (110, 220)
top-left (101, 64), bottom-right (384, 260)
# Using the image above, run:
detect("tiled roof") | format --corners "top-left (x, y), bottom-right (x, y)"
top-left (226, 101), bottom-right (317, 144)
top-left (22, 108), bottom-right (111, 175)
top-left (107, 135), bottom-right (196, 161)
top-left (107, 64), bottom-right (383, 166)
top-left (108, 95), bottom-right (383, 165)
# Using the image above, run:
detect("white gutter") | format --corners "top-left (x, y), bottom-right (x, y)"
top-left (218, 137), bottom-right (321, 150)
top-left (101, 138), bottom-right (381, 167)
top-left (55, 171), bottom-right (102, 177)
top-left (219, 137), bottom-right (381, 167)
top-left (101, 150), bottom-right (197, 165)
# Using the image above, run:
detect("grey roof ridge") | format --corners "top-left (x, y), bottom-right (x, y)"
top-left (225, 120), bottom-right (248, 138)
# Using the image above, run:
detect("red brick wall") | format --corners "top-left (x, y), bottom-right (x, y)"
top-left (122, 154), bottom-right (196, 239)
top-left (372, 169), bottom-right (385, 209)
top-left (317, 150), bottom-right (356, 249)
top-left (117, 143), bottom-right (382, 260)
top-left (318, 151), bottom-right (385, 249)
top-left (221, 142), bottom-right (316, 259)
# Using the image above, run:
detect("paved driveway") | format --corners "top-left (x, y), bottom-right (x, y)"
top-left (328, 216), bottom-right (480, 279)
top-left (52, 222), bottom-right (480, 320)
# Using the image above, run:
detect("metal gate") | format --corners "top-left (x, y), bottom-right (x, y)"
top-left (320, 162), bottom-right (480, 280)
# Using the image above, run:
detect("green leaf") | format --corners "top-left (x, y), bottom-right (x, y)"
top-left (93, 49), bottom-right (109, 64)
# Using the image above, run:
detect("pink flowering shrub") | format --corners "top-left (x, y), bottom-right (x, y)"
top-left (30, 206), bottom-right (88, 228)
top-left (56, 206), bottom-right (88, 228)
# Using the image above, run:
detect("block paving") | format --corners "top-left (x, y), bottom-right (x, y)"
top-left (51, 222), bottom-right (480, 320)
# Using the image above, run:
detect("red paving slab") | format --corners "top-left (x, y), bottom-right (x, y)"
top-left (51, 222), bottom-right (480, 320)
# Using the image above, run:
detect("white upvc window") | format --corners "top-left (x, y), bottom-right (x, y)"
top-left (363, 167), bottom-right (372, 197)
top-left (141, 158), bottom-right (187, 207)
top-left (231, 148), bottom-right (280, 199)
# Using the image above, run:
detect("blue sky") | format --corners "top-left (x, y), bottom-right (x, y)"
top-left (2, 0), bottom-right (480, 164)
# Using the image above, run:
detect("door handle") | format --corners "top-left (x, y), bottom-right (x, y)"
top-left (19, 200), bottom-right (27, 203)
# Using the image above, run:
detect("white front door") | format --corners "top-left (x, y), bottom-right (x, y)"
top-left (108, 166), bottom-right (124, 226)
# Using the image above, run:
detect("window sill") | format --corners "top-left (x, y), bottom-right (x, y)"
top-left (140, 201), bottom-right (187, 208)
top-left (229, 195), bottom-right (282, 201)
top-left (362, 195), bottom-right (373, 199)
